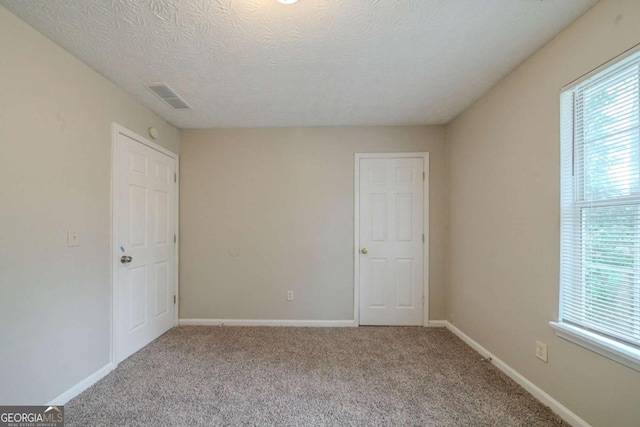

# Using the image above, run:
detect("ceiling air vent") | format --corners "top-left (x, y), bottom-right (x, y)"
top-left (147, 84), bottom-right (191, 109)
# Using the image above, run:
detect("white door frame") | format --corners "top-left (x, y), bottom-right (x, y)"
top-left (110, 123), bottom-right (180, 366)
top-left (354, 152), bottom-right (429, 326)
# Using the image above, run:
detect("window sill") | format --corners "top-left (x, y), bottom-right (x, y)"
top-left (549, 322), bottom-right (640, 373)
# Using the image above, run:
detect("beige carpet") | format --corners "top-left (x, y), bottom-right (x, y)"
top-left (66, 326), bottom-right (567, 426)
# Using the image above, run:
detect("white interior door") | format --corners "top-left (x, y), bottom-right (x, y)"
top-left (115, 129), bottom-right (177, 363)
top-left (359, 157), bottom-right (424, 326)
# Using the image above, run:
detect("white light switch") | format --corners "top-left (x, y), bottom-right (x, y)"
top-left (67, 230), bottom-right (80, 247)
top-left (536, 340), bottom-right (548, 363)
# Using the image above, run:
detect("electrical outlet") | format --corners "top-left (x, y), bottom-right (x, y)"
top-left (67, 229), bottom-right (80, 247)
top-left (536, 340), bottom-right (548, 362)
top-left (448, 314), bottom-right (454, 324)
top-left (287, 291), bottom-right (294, 301)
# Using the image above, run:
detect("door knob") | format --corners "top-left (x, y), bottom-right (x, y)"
top-left (120, 255), bottom-right (133, 264)
top-left (361, 248), bottom-right (368, 254)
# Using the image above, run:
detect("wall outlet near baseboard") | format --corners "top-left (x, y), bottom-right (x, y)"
top-left (286, 291), bottom-right (294, 301)
top-left (448, 314), bottom-right (454, 324)
top-left (536, 340), bottom-right (548, 362)
top-left (67, 229), bottom-right (80, 247)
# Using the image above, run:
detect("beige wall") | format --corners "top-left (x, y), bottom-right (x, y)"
top-left (180, 127), bottom-right (445, 322)
top-left (0, 6), bottom-right (179, 404)
top-left (445, 0), bottom-right (640, 425)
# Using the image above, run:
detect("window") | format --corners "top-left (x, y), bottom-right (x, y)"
top-left (553, 49), bottom-right (640, 372)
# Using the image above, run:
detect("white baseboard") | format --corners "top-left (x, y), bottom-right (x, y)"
top-left (46, 363), bottom-right (114, 405)
top-left (178, 319), bottom-right (357, 327)
top-left (426, 320), bottom-right (447, 327)
top-left (444, 322), bottom-right (590, 427)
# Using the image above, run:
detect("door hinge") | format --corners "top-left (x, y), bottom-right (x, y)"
top-left (174, 173), bottom-right (177, 183)
top-left (173, 295), bottom-right (176, 304)
top-left (422, 233), bottom-right (425, 243)
top-left (174, 234), bottom-right (177, 244)
top-left (422, 295), bottom-right (425, 305)
top-left (423, 171), bottom-right (425, 181)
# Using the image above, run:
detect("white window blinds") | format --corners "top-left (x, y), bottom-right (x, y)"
top-left (560, 50), bottom-right (640, 353)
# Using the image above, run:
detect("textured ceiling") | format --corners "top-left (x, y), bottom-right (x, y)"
top-left (1, 0), bottom-right (597, 128)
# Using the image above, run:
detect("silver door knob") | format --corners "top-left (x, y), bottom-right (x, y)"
top-left (361, 248), bottom-right (368, 254)
top-left (120, 255), bottom-right (133, 264)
